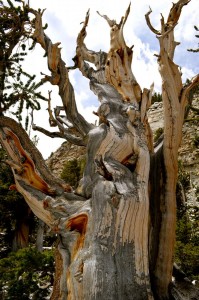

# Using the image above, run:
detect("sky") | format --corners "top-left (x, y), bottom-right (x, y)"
top-left (20, 0), bottom-right (198, 158)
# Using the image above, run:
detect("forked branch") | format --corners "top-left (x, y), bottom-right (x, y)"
top-left (100, 4), bottom-right (142, 104)
top-left (146, 1), bottom-right (195, 298)
top-left (29, 8), bottom-right (92, 143)
top-left (75, 5), bottom-right (142, 105)
top-left (0, 116), bottom-right (90, 230)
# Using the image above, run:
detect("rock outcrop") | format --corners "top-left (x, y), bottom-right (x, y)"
top-left (46, 142), bottom-right (86, 178)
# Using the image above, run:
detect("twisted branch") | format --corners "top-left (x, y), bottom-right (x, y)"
top-left (29, 8), bottom-right (92, 142)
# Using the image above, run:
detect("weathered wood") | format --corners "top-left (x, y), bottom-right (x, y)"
top-left (0, 1), bottom-right (198, 299)
top-left (30, 8), bottom-right (93, 143)
top-left (146, 1), bottom-right (199, 298)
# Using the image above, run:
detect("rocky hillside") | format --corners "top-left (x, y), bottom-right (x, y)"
top-left (46, 141), bottom-right (86, 178)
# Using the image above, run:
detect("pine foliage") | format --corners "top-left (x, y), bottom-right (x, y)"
top-left (0, 0), bottom-right (48, 129)
top-left (0, 247), bottom-right (54, 299)
top-left (175, 162), bottom-right (199, 281)
top-left (61, 158), bottom-right (86, 188)
top-left (188, 25), bottom-right (199, 53)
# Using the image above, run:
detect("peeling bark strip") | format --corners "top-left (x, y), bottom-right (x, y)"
top-left (1, 1), bottom-right (199, 299)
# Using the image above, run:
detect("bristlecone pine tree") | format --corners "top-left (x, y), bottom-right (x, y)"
top-left (0, 0), bottom-right (199, 299)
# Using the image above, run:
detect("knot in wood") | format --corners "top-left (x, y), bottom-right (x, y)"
top-left (126, 105), bottom-right (140, 123)
top-left (111, 194), bottom-right (120, 208)
top-left (98, 103), bottom-right (110, 117)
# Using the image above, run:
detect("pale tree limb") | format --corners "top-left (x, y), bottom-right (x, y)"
top-left (0, 117), bottom-right (89, 202)
top-left (99, 4), bottom-right (142, 104)
top-left (141, 84), bottom-right (154, 152)
top-left (145, 7), bottom-right (160, 35)
top-left (145, 0), bottom-right (190, 59)
top-left (146, 1), bottom-right (195, 298)
top-left (72, 9), bottom-right (107, 83)
top-left (31, 90), bottom-right (87, 145)
top-left (31, 115), bottom-right (87, 146)
top-left (166, 0), bottom-right (191, 25)
top-left (0, 116), bottom-right (91, 298)
top-left (32, 124), bottom-right (84, 144)
top-left (79, 80), bottom-right (152, 298)
top-left (29, 8), bottom-right (93, 142)
top-left (4, 3), bottom-right (197, 298)
top-left (76, 10), bottom-right (102, 67)
top-left (47, 90), bottom-right (57, 127)
top-left (74, 6), bottom-right (154, 153)
top-left (75, 5), bottom-right (143, 106)
top-left (70, 9), bottom-right (154, 295)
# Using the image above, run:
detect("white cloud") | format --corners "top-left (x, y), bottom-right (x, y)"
top-left (181, 66), bottom-right (195, 82)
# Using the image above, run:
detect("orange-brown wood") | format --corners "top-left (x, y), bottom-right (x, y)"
top-left (5, 129), bottom-right (55, 195)
top-left (66, 214), bottom-right (88, 259)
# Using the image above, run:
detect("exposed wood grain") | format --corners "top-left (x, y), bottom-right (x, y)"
top-left (0, 1), bottom-right (197, 299)
top-left (146, 1), bottom-right (193, 298)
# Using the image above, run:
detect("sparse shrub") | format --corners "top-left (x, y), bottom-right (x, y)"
top-left (177, 160), bottom-right (190, 192)
top-left (78, 156), bottom-right (86, 177)
top-left (175, 206), bottom-right (199, 281)
top-left (154, 127), bottom-right (163, 142)
top-left (0, 247), bottom-right (54, 299)
top-left (193, 134), bottom-right (199, 148)
top-left (175, 160), bottom-right (199, 280)
top-left (61, 157), bottom-right (86, 188)
top-left (151, 92), bottom-right (162, 104)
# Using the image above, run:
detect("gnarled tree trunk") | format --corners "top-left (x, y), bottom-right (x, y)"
top-left (0, 1), bottom-right (199, 299)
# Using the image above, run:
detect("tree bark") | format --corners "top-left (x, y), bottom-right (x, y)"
top-left (0, 1), bottom-right (199, 299)
top-left (146, 2), bottom-right (199, 298)
top-left (11, 201), bottom-right (35, 251)
top-left (36, 220), bottom-right (45, 252)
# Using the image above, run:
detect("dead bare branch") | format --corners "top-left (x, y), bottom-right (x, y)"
top-left (47, 91), bottom-right (57, 127)
top-left (145, 7), bottom-right (160, 35)
top-left (29, 8), bottom-right (92, 142)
